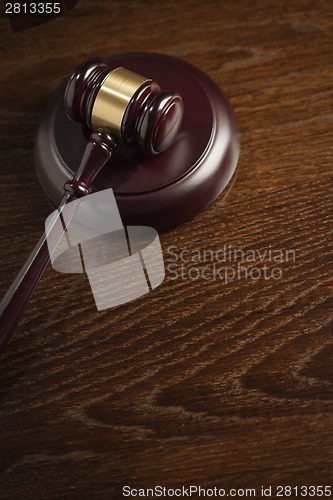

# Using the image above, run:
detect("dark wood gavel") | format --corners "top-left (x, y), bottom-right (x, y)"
top-left (0, 58), bottom-right (184, 353)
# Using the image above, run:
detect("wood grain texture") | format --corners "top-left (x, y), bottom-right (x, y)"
top-left (0, 0), bottom-right (332, 498)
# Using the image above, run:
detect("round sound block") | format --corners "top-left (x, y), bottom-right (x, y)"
top-left (35, 53), bottom-right (240, 231)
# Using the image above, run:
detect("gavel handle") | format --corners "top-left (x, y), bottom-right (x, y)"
top-left (0, 130), bottom-right (116, 354)
top-left (0, 198), bottom-right (70, 353)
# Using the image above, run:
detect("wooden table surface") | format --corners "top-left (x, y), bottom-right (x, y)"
top-left (0, 1), bottom-right (332, 498)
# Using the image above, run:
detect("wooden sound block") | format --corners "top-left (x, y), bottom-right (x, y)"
top-left (35, 53), bottom-right (240, 231)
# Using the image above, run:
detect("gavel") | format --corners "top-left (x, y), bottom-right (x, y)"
top-left (0, 58), bottom-right (184, 353)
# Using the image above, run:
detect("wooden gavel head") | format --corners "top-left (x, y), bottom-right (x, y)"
top-left (64, 58), bottom-right (184, 155)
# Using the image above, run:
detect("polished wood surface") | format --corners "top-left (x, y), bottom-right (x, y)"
top-left (0, 1), bottom-right (332, 498)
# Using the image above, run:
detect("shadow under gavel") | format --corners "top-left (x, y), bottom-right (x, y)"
top-left (0, 58), bottom-right (184, 353)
